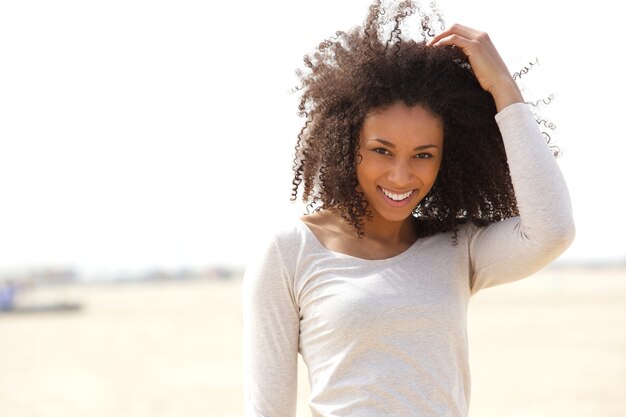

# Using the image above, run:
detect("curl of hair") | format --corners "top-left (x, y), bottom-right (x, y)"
top-left (291, 0), bottom-right (548, 239)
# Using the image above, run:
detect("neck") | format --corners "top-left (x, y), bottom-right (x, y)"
top-left (360, 212), bottom-right (416, 245)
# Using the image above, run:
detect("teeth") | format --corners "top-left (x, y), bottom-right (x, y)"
top-left (381, 188), bottom-right (413, 201)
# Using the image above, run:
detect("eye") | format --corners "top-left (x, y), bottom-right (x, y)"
top-left (415, 152), bottom-right (433, 159)
top-left (373, 147), bottom-right (391, 156)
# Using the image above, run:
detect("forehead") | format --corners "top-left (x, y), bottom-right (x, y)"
top-left (360, 102), bottom-right (444, 146)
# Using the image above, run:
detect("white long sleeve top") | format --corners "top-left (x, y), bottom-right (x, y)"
top-left (242, 103), bottom-right (575, 417)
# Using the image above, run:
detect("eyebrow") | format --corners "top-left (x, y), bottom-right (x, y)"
top-left (369, 138), bottom-right (440, 151)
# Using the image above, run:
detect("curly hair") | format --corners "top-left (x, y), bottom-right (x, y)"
top-left (291, 0), bottom-right (532, 239)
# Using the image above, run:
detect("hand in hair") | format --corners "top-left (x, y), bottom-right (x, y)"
top-left (427, 23), bottom-right (524, 111)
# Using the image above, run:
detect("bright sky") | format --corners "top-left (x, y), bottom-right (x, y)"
top-left (0, 0), bottom-right (623, 276)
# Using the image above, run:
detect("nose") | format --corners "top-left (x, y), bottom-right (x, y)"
top-left (387, 159), bottom-right (416, 187)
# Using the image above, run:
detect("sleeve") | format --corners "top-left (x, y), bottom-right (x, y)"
top-left (469, 102), bottom-right (576, 293)
top-left (242, 234), bottom-right (300, 417)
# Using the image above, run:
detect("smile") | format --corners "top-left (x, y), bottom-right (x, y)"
top-left (380, 187), bottom-right (415, 202)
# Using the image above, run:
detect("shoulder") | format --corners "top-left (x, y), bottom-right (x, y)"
top-left (242, 218), bottom-right (305, 312)
top-left (298, 210), bottom-right (336, 230)
top-left (246, 216), bottom-right (307, 269)
top-left (451, 221), bottom-right (480, 248)
top-left (299, 210), bottom-right (355, 251)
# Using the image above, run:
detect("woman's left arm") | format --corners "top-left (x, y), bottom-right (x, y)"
top-left (429, 24), bottom-right (576, 292)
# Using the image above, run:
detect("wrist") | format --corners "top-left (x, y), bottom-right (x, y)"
top-left (491, 79), bottom-right (524, 112)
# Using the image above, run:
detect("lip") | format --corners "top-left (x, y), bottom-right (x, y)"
top-left (378, 186), bottom-right (416, 208)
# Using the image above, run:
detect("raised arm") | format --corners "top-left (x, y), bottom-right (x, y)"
top-left (242, 235), bottom-right (300, 416)
top-left (429, 24), bottom-right (575, 292)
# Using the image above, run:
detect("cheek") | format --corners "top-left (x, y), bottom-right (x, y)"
top-left (428, 161), bottom-right (442, 182)
top-left (411, 161), bottom-right (441, 184)
top-left (427, 157), bottom-right (443, 180)
top-left (355, 155), bottom-right (381, 183)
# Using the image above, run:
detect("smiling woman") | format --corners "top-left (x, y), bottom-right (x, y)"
top-left (242, 0), bottom-right (577, 416)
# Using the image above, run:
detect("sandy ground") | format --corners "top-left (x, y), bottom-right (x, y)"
top-left (0, 267), bottom-right (625, 417)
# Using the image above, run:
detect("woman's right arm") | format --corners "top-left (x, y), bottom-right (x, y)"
top-left (242, 236), bottom-right (300, 417)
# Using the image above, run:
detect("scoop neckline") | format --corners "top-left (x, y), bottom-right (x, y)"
top-left (296, 218), bottom-right (421, 264)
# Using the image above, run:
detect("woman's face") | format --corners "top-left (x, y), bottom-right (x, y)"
top-left (356, 102), bottom-right (444, 224)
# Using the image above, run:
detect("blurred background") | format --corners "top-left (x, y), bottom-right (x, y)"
top-left (1, 0), bottom-right (624, 416)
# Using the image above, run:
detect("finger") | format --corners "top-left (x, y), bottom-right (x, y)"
top-left (427, 23), bottom-right (481, 47)
top-left (433, 23), bottom-right (480, 41)
top-left (427, 33), bottom-right (477, 52)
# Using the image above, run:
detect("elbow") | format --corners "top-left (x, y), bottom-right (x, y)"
top-left (544, 216), bottom-right (576, 255)
top-left (523, 214), bottom-right (576, 257)
top-left (552, 198), bottom-right (577, 251)
top-left (556, 215), bottom-right (576, 248)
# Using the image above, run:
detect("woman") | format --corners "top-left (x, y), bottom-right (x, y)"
top-left (243, 1), bottom-right (575, 416)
